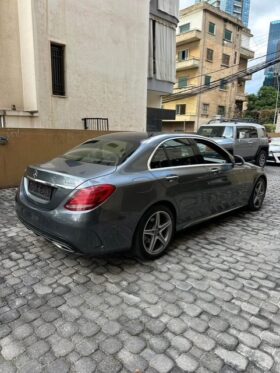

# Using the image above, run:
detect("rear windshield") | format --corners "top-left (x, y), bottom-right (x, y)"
top-left (198, 126), bottom-right (234, 139)
top-left (63, 139), bottom-right (139, 166)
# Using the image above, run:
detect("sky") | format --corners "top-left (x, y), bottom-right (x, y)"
top-left (179, 0), bottom-right (280, 94)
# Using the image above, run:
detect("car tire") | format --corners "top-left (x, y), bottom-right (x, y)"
top-left (133, 204), bottom-right (175, 260)
top-left (248, 177), bottom-right (266, 211)
top-left (255, 150), bottom-right (267, 168)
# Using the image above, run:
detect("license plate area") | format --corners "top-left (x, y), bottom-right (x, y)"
top-left (28, 180), bottom-right (53, 201)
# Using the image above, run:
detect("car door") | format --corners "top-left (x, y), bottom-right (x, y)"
top-left (149, 138), bottom-right (215, 228)
top-left (193, 138), bottom-right (246, 212)
top-left (235, 126), bottom-right (257, 160)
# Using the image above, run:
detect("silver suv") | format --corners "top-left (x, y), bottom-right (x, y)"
top-left (197, 121), bottom-right (269, 167)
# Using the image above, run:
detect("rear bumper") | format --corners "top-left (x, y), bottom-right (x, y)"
top-left (15, 191), bottom-right (133, 256)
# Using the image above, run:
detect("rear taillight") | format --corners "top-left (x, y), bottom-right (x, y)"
top-left (65, 184), bottom-right (116, 211)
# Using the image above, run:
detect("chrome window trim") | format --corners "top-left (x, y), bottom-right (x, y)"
top-left (147, 136), bottom-right (232, 171)
top-left (26, 175), bottom-right (74, 190)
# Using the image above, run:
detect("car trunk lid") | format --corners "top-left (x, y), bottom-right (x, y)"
top-left (24, 157), bottom-right (116, 210)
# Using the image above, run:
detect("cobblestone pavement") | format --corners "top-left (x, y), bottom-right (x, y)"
top-left (1, 166), bottom-right (280, 373)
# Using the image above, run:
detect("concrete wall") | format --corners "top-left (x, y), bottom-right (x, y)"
top-left (0, 128), bottom-right (113, 188)
top-left (2, 0), bottom-right (150, 131)
top-left (0, 0), bottom-right (24, 111)
top-left (31, 0), bottom-right (150, 132)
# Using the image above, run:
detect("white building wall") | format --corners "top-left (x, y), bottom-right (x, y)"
top-left (177, 12), bottom-right (203, 34)
top-left (3, 0), bottom-right (150, 131)
top-left (32, 0), bottom-right (150, 131)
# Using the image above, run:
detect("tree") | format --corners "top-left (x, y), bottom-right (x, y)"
top-left (244, 86), bottom-right (277, 125)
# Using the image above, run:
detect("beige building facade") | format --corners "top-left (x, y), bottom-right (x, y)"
top-left (0, 0), bottom-right (179, 131)
top-left (163, 2), bottom-right (254, 132)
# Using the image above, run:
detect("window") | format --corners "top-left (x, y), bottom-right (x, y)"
top-left (208, 22), bottom-right (216, 35)
top-left (150, 146), bottom-right (169, 169)
top-left (202, 103), bottom-right (209, 115)
top-left (194, 140), bottom-right (230, 165)
top-left (237, 127), bottom-right (258, 139)
top-left (217, 106), bottom-right (226, 116)
top-left (179, 23), bottom-right (190, 34)
top-left (198, 126), bottom-right (234, 139)
top-left (224, 29), bottom-right (232, 42)
top-left (164, 139), bottom-right (196, 167)
top-left (178, 77), bottom-right (188, 88)
top-left (176, 104), bottom-right (186, 115)
top-left (205, 75), bottom-right (211, 86)
top-left (178, 49), bottom-right (189, 61)
top-left (51, 43), bottom-right (65, 96)
top-left (222, 54), bottom-right (230, 66)
top-left (206, 48), bottom-right (214, 62)
top-left (150, 139), bottom-right (197, 169)
top-left (220, 79), bottom-right (228, 90)
top-left (63, 139), bottom-right (139, 166)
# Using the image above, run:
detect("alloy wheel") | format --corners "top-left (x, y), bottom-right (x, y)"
top-left (258, 152), bottom-right (267, 168)
top-left (142, 211), bottom-right (173, 255)
top-left (253, 179), bottom-right (266, 209)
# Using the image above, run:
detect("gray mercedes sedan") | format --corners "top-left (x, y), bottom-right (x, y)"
top-left (16, 132), bottom-right (267, 260)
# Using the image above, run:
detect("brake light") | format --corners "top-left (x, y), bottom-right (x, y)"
top-left (65, 185), bottom-right (116, 211)
top-left (268, 137), bottom-right (272, 143)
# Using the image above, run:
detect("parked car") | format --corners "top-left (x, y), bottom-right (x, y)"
top-left (268, 137), bottom-right (280, 164)
top-left (197, 121), bottom-right (269, 167)
top-left (16, 132), bottom-right (267, 260)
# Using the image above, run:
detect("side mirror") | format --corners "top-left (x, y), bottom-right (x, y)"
top-left (0, 136), bottom-right (8, 145)
top-left (234, 155), bottom-right (245, 165)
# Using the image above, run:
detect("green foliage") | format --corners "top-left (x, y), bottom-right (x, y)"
top-left (244, 86), bottom-right (278, 126)
top-left (264, 123), bottom-right (276, 133)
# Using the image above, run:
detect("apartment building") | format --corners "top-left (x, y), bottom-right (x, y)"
top-left (163, 2), bottom-right (254, 132)
top-left (0, 0), bottom-right (178, 131)
top-left (195, 0), bottom-right (251, 27)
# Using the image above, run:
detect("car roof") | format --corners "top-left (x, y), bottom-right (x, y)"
top-left (200, 122), bottom-right (264, 128)
top-left (84, 131), bottom-right (205, 144)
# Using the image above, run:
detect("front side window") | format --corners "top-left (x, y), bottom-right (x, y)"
top-left (51, 43), bottom-right (65, 96)
top-left (209, 22), bottom-right (216, 35)
top-left (194, 140), bottom-right (230, 164)
top-left (176, 104), bottom-right (186, 115)
top-left (63, 139), bottom-right (139, 166)
top-left (179, 23), bottom-right (190, 34)
top-left (150, 139), bottom-right (197, 169)
top-left (224, 29), bottom-right (232, 42)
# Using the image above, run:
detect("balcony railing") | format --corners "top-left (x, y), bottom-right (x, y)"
top-left (176, 58), bottom-right (200, 71)
top-left (176, 29), bottom-right (202, 46)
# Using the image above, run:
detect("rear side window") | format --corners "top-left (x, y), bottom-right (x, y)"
top-left (63, 139), bottom-right (139, 166)
top-left (150, 139), bottom-right (197, 169)
top-left (237, 127), bottom-right (258, 139)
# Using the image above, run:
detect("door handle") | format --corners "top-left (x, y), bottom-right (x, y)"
top-left (210, 167), bottom-right (220, 173)
top-left (165, 175), bottom-right (179, 182)
top-left (247, 141), bottom-right (254, 144)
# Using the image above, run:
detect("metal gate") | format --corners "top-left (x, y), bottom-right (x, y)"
top-left (82, 118), bottom-right (109, 131)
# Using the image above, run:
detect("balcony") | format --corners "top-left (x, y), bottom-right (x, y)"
top-left (240, 46), bottom-right (255, 60)
top-left (176, 29), bottom-right (202, 46)
top-left (176, 58), bottom-right (200, 71)
top-left (235, 93), bottom-right (247, 101)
